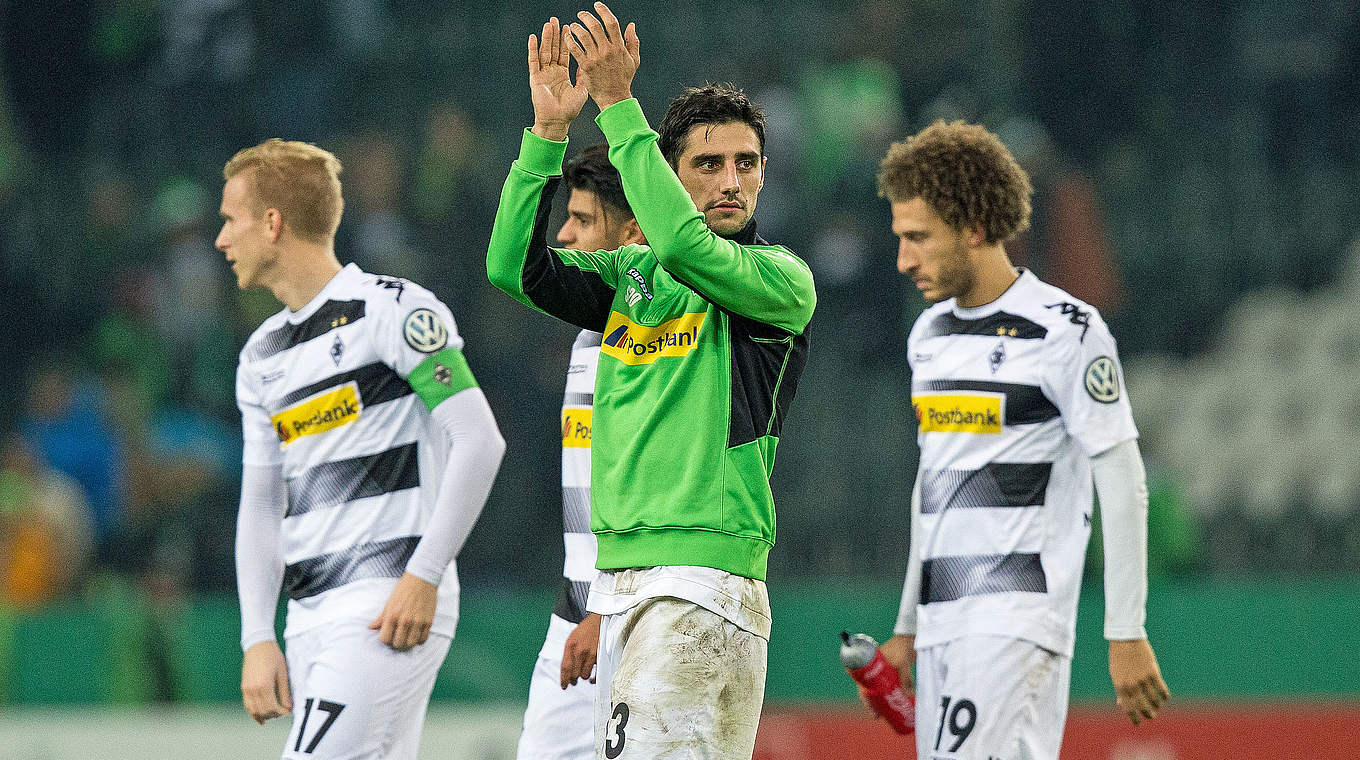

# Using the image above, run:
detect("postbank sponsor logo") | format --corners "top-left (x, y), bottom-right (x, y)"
top-left (912, 392), bottom-right (1002, 434)
top-left (562, 407), bottom-right (592, 448)
top-left (600, 311), bottom-right (705, 365)
top-left (271, 382), bottom-right (362, 446)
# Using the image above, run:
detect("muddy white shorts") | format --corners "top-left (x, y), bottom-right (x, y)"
top-left (282, 620), bottom-right (452, 760)
top-left (914, 634), bottom-right (1071, 760)
top-left (594, 597), bottom-right (767, 760)
top-left (516, 614), bottom-right (596, 760)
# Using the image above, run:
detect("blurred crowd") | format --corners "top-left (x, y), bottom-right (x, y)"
top-left (3, 0), bottom-right (1359, 614)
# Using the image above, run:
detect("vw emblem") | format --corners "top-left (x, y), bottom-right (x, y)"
top-left (403, 308), bottom-right (448, 353)
top-left (1084, 356), bottom-right (1120, 403)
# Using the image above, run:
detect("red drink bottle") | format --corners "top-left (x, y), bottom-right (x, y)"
top-left (840, 631), bottom-right (915, 735)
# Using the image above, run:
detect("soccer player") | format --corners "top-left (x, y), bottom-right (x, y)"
top-left (488, 7), bottom-right (816, 758)
top-left (221, 138), bottom-right (505, 760)
top-left (874, 121), bottom-right (1170, 759)
top-left (515, 144), bottom-right (645, 760)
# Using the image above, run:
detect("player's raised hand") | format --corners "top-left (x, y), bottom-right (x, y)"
top-left (566, 2), bottom-right (640, 111)
top-left (370, 572), bottom-right (437, 651)
top-left (241, 640), bottom-right (292, 725)
top-left (1109, 638), bottom-right (1171, 725)
top-left (528, 16), bottom-right (588, 141)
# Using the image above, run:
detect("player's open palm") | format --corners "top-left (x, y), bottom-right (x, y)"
top-left (241, 640), bottom-right (292, 725)
top-left (567, 2), bottom-right (640, 110)
top-left (528, 17), bottom-right (587, 138)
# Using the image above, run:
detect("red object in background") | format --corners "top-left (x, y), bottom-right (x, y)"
top-left (753, 703), bottom-right (1360, 760)
top-left (839, 632), bottom-right (915, 735)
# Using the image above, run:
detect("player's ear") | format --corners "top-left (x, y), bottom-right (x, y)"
top-left (965, 223), bottom-right (986, 249)
top-left (620, 217), bottom-right (645, 247)
top-left (265, 208), bottom-right (284, 242)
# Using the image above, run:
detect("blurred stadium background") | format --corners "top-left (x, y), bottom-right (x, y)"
top-left (1, 0), bottom-right (1358, 757)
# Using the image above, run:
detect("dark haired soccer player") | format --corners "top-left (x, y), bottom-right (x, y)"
top-left (874, 121), bottom-right (1169, 759)
top-left (487, 6), bottom-right (815, 758)
top-left (514, 144), bottom-right (644, 760)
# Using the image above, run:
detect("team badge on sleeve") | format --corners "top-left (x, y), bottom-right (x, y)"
top-left (1084, 356), bottom-right (1120, 403)
top-left (403, 308), bottom-right (448, 353)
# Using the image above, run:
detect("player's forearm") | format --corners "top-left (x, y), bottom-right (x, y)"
top-left (893, 476), bottom-right (924, 636)
top-left (596, 99), bottom-right (816, 334)
top-left (487, 129), bottom-right (618, 330)
top-left (235, 463), bottom-right (287, 650)
top-left (488, 129), bottom-right (569, 307)
top-left (1093, 438), bottom-right (1150, 640)
top-left (404, 388), bottom-right (506, 584)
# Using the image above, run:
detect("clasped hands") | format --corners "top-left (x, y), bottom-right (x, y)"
top-left (528, 2), bottom-right (640, 141)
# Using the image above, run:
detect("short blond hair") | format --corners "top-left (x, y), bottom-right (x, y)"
top-left (878, 121), bottom-right (1032, 244)
top-left (223, 138), bottom-right (344, 242)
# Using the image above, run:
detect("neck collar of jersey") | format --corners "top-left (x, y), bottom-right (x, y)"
top-left (719, 218), bottom-right (761, 245)
top-left (952, 267), bottom-right (1034, 318)
top-left (288, 262), bottom-right (362, 322)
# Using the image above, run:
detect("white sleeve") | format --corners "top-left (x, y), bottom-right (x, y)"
top-left (235, 463), bottom-right (286, 651)
top-left (402, 387), bottom-right (506, 585)
top-left (1092, 438), bottom-right (1150, 640)
top-left (1041, 306), bottom-right (1138, 457)
top-left (893, 470), bottom-right (924, 636)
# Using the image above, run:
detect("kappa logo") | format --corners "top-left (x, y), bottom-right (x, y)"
top-left (375, 276), bottom-right (407, 303)
top-left (624, 268), bottom-right (653, 300)
top-left (600, 311), bottom-right (705, 365)
top-left (561, 407), bottom-right (592, 448)
top-left (1084, 355), bottom-right (1120, 403)
top-left (912, 393), bottom-right (1003, 434)
top-left (1046, 301), bottom-right (1092, 341)
top-left (625, 286), bottom-right (643, 308)
top-left (403, 308), bottom-right (448, 353)
top-left (270, 383), bottom-right (362, 446)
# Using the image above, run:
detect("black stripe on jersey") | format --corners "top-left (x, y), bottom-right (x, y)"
top-left (920, 553), bottom-right (1048, 604)
top-left (924, 311), bottom-right (1047, 340)
top-left (247, 300), bottom-right (367, 361)
top-left (563, 392), bottom-right (594, 407)
top-left (562, 486), bottom-right (591, 534)
top-left (283, 535), bottom-right (420, 600)
top-left (285, 443), bottom-right (421, 518)
top-left (920, 463), bottom-right (1053, 514)
top-left (278, 362), bottom-right (414, 409)
top-left (552, 578), bottom-right (592, 624)
top-left (519, 175), bottom-right (616, 331)
top-left (919, 379), bottom-right (1059, 425)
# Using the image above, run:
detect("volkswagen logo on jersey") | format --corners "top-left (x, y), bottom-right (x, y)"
top-left (1084, 356), bottom-right (1120, 403)
top-left (403, 308), bottom-right (448, 353)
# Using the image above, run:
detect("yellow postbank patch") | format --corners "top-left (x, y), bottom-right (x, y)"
top-left (913, 393), bottom-right (1003, 434)
top-left (562, 407), bottom-right (592, 448)
top-left (600, 311), bottom-right (705, 365)
top-left (271, 383), bottom-right (362, 446)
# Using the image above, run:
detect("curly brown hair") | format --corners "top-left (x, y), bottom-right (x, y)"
top-left (224, 138), bottom-right (344, 243)
top-left (877, 121), bottom-right (1032, 244)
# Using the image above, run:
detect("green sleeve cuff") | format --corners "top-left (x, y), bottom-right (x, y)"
top-left (516, 128), bottom-right (569, 177)
top-left (409, 348), bottom-right (477, 411)
top-left (595, 98), bottom-right (649, 141)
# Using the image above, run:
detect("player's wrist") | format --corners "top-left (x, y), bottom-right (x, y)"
top-left (592, 91), bottom-right (632, 111)
top-left (531, 120), bottom-right (572, 142)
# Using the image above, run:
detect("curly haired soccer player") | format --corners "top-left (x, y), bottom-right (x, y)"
top-left (873, 121), bottom-right (1170, 760)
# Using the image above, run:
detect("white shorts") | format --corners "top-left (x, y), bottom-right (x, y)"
top-left (516, 614), bottom-right (596, 760)
top-left (914, 634), bottom-right (1071, 760)
top-left (282, 620), bottom-right (452, 760)
top-left (595, 597), bottom-right (767, 760)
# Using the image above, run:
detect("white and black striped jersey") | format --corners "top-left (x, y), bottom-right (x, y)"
top-left (907, 269), bottom-right (1137, 656)
top-left (553, 330), bottom-right (600, 624)
top-left (236, 263), bottom-right (478, 638)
